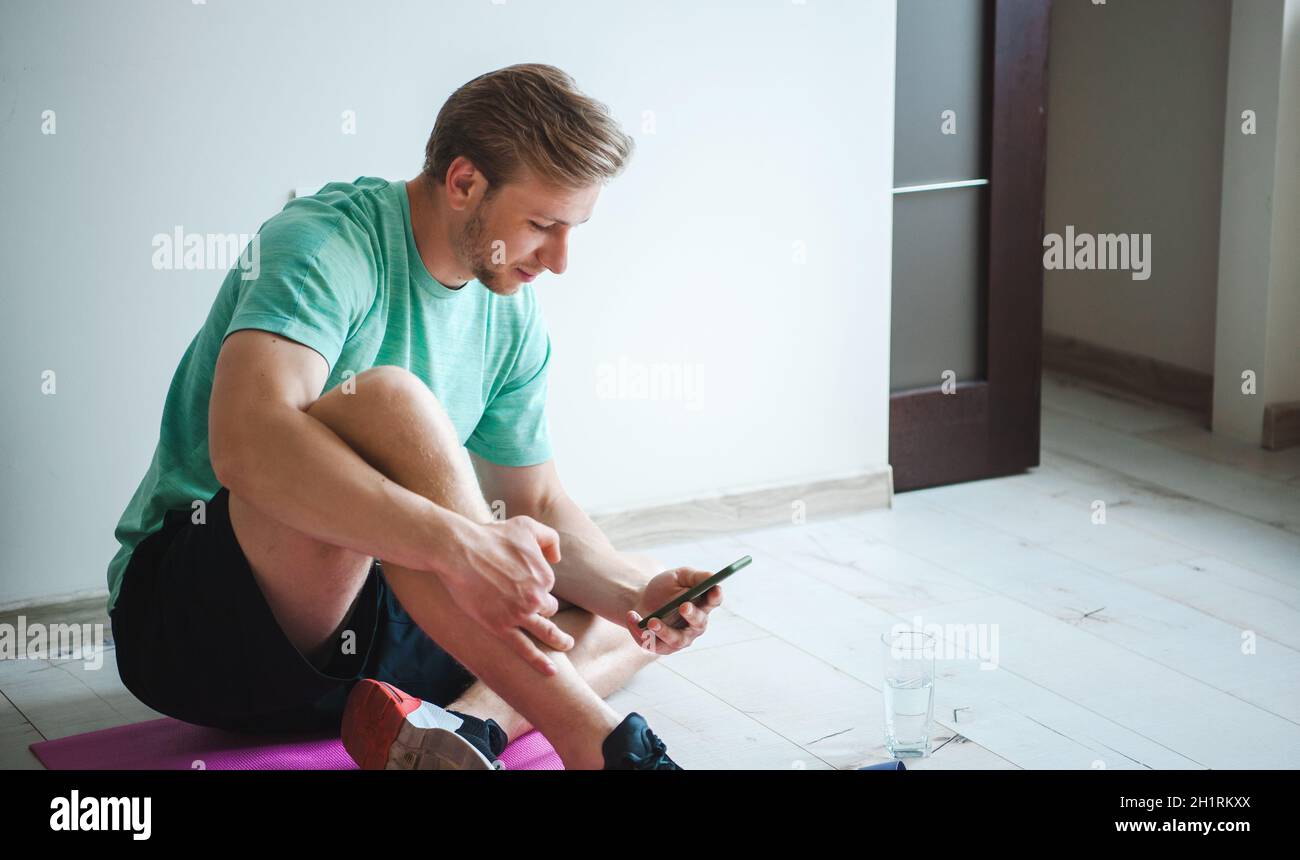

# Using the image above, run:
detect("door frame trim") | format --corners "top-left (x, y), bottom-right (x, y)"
top-left (889, 0), bottom-right (1052, 492)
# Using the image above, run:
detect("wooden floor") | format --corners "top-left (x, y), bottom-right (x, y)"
top-left (4, 370), bottom-right (1299, 769)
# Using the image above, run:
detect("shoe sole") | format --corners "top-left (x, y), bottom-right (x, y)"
top-left (390, 721), bottom-right (498, 770)
top-left (341, 680), bottom-right (499, 771)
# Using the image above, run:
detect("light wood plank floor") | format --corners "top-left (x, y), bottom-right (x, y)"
top-left (4, 370), bottom-right (1298, 769)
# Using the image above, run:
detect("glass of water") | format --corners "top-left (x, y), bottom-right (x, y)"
top-left (880, 630), bottom-right (936, 758)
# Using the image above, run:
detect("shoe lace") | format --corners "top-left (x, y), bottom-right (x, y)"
top-left (625, 729), bottom-right (676, 770)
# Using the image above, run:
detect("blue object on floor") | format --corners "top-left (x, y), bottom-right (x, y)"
top-left (859, 760), bottom-right (908, 770)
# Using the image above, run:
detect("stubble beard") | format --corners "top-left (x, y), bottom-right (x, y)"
top-left (457, 200), bottom-right (518, 295)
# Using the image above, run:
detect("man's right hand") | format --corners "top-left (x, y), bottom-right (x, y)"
top-left (436, 514), bottom-right (573, 677)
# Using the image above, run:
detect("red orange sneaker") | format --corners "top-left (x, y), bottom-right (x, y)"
top-left (341, 679), bottom-right (506, 770)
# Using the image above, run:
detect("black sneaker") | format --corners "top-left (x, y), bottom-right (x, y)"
top-left (446, 709), bottom-right (509, 765)
top-left (601, 712), bottom-right (683, 770)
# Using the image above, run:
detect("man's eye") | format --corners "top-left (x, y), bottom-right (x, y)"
top-left (529, 221), bottom-right (550, 231)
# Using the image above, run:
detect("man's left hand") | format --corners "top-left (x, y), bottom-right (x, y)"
top-left (624, 566), bottom-right (724, 655)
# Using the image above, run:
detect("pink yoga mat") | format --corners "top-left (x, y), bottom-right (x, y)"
top-left (30, 717), bottom-right (564, 770)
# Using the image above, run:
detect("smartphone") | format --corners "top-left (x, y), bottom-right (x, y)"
top-left (636, 555), bottom-right (752, 630)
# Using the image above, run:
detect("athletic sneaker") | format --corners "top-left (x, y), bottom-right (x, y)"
top-left (602, 712), bottom-right (683, 770)
top-left (341, 679), bottom-right (508, 770)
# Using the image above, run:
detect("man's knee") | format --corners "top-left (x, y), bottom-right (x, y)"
top-left (312, 365), bottom-right (430, 413)
top-left (353, 364), bottom-right (427, 402)
top-left (307, 365), bottom-right (458, 447)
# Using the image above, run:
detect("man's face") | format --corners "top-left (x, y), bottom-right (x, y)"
top-left (454, 173), bottom-right (600, 295)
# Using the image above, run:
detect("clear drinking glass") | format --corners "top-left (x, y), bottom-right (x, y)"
top-left (881, 630), bottom-right (936, 758)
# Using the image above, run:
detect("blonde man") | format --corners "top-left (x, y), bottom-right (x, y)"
top-left (107, 64), bottom-right (722, 771)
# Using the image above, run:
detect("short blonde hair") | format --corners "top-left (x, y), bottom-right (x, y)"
top-left (423, 63), bottom-right (634, 192)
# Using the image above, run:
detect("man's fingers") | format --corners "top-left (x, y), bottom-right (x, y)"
top-left (627, 611), bottom-right (659, 653)
top-left (645, 615), bottom-right (689, 650)
top-left (505, 627), bottom-right (559, 677)
top-left (521, 612), bottom-right (574, 652)
top-left (528, 519), bottom-right (562, 564)
top-left (535, 591), bottom-right (560, 618)
top-left (675, 567), bottom-right (718, 591)
top-left (678, 600), bottom-right (707, 632)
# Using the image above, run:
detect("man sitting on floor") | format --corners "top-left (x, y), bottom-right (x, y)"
top-left (106, 63), bottom-right (722, 770)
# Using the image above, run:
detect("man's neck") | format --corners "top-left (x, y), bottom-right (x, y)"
top-left (406, 173), bottom-right (471, 289)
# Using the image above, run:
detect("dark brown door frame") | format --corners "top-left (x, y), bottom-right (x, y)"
top-left (889, 0), bottom-right (1052, 492)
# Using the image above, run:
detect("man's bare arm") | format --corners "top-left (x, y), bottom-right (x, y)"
top-left (470, 454), bottom-right (663, 623)
top-left (209, 329), bottom-right (464, 571)
top-left (538, 495), bottom-right (659, 623)
top-left (208, 330), bottom-right (572, 671)
top-left (470, 454), bottom-right (727, 655)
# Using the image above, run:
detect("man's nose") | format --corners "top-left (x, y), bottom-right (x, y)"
top-left (540, 230), bottom-right (570, 276)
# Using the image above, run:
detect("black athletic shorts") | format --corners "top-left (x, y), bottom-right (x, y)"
top-left (110, 486), bottom-right (478, 734)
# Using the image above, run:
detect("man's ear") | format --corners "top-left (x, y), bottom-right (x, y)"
top-left (444, 156), bottom-right (485, 211)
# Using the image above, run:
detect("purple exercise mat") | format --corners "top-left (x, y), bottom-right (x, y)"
top-left (29, 717), bottom-right (564, 770)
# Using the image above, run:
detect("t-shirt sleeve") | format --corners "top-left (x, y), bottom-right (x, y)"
top-left (467, 295), bottom-right (554, 467)
top-left (221, 212), bottom-right (375, 374)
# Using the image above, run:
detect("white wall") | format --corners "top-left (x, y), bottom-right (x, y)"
top-left (1212, 0), bottom-right (1300, 444)
top-left (0, 0), bottom-right (897, 607)
top-left (1042, 0), bottom-right (1230, 375)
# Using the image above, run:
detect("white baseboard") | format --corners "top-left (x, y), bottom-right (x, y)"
top-left (592, 466), bottom-right (894, 550)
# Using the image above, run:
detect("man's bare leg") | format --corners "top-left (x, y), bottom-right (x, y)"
top-left (227, 365), bottom-right (643, 770)
top-left (449, 602), bottom-right (660, 743)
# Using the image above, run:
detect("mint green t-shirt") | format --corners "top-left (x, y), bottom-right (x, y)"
top-left (106, 177), bottom-right (553, 613)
